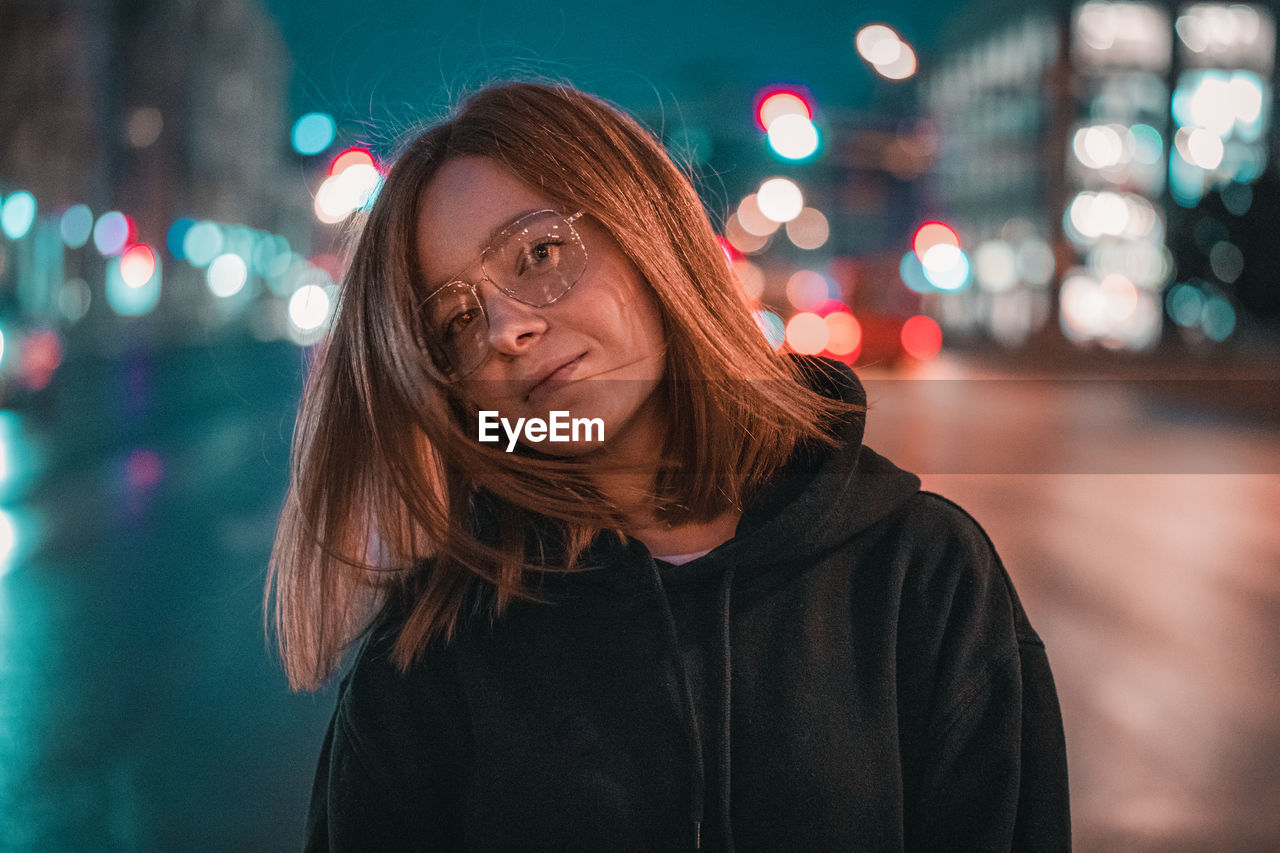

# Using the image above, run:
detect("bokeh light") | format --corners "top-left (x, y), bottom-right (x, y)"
top-left (735, 194), bottom-right (780, 237)
top-left (315, 163), bottom-right (383, 223)
top-left (725, 213), bottom-right (769, 253)
top-left (901, 315), bottom-right (943, 360)
top-left (59, 204), bottom-right (94, 248)
top-left (329, 147), bottom-right (375, 176)
top-left (785, 270), bottom-right (831, 311)
top-left (120, 244), bottom-right (157, 288)
top-left (288, 283), bottom-right (332, 332)
top-left (93, 211), bottom-right (132, 256)
top-left (974, 240), bottom-right (1018, 292)
top-left (183, 221), bottom-right (224, 267)
top-left (757, 90), bottom-right (811, 130)
top-left (912, 222), bottom-right (960, 261)
top-left (767, 114), bottom-right (819, 160)
top-left (785, 312), bottom-right (829, 354)
top-left (167, 218), bottom-right (195, 260)
top-left (823, 310), bottom-right (862, 356)
top-left (207, 253), bottom-right (248, 297)
top-left (876, 43), bottom-right (918, 80)
top-left (757, 178), bottom-right (804, 223)
top-left (1202, 297), bottom-right (1236, 341)
top-left (1, 192), bottom-right (36, 240)
top-left (785, 208), bottom-right (829, 250)
top-left (856, 24), bottom-right (902, 65)
top-left (291, 112), bottom-right (337, 156)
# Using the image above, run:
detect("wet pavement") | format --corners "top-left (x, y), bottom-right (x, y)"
top-left (1, 339), bottom-right (1278, 850)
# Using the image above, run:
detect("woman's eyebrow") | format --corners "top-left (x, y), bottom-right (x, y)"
top-left (428, 207), bottom-right (548, 289)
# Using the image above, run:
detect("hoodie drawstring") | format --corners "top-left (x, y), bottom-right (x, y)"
top-left (647, 556), bottom-right (737, 852)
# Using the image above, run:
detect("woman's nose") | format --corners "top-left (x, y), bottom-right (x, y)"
top-left (480, 280), bottom-right (547, 355)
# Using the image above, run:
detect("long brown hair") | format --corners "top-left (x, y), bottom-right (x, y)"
top-left (267, 81), bottom-right (859, 690)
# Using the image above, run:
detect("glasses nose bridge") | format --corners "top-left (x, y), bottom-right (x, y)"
top-left (477, 277), bottom-right (546, 352)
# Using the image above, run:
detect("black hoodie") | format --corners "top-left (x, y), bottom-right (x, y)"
top-left (304, 360), bottom-right (1070, 851)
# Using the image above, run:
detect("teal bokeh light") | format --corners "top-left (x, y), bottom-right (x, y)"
top-left (291, 112), bottom-right (336, 156)
top-left (1, 192), bottom-right (37, 240)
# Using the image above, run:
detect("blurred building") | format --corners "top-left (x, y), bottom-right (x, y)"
top-left (0, 0), bottom-right (306, 359)
top-left (919, 0), bottom-right (1277, 353)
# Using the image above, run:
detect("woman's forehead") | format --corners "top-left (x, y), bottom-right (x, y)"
top-left (415, 157), bottom-right (552, 283)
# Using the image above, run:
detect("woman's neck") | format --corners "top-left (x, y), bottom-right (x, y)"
top-left (588, 389), bottom-right (742, 558)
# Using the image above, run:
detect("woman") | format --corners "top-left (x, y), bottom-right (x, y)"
top-left (269, 81), bottom-right (1070, 851)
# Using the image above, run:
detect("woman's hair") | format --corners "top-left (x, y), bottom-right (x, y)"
top-left (268, 81), bottom-right (858, 690)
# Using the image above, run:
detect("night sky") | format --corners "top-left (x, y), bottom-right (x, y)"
top-left (263, 0), bottom-right (957, 134)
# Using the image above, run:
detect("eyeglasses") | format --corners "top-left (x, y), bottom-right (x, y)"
top-left (417, 209), bottom-right (588, 381)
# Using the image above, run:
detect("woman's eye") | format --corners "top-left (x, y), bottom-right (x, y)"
top-left (443, 309), bottom-right (478, 339)
top-left (518, 239), bottom-right (563, 275)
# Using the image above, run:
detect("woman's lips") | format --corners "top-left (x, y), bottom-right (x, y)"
top-left (527, 354), bottom-right (584, 399)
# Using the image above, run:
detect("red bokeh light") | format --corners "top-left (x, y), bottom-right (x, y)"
top-left (329, 147), bottom-right (376, 176)
top-left (912, 222), bottom-right (960, 262)
top-left (901, 314), bottom-right (943, 360)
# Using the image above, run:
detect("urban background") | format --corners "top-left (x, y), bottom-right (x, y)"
top-left (1, 0), bottom-right (1278, 848)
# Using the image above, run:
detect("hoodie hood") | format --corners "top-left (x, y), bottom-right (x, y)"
top-left (563, 358), bottom-right (921, 850)
top-left (571, 357), bottom-right (921, 596)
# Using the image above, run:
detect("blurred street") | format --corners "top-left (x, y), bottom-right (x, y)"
top-left (0, 340), bottom-right (1276, 849)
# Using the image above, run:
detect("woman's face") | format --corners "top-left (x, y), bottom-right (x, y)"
top-left (416, 156), bottom-right (668, 457)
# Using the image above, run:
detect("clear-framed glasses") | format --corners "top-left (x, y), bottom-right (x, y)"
top-left (417, 209), bottom-right (588, 381)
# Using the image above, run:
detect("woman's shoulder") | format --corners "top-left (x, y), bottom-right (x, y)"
top-left (333, 603), bottom-right (464, 736)
top-left (870, 489), bottom-right (1042, 648)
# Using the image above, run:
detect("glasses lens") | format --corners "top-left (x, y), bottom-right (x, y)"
top-left (421, 283), bottom-right (489, 379)
top-left (484, 211), bottom-right (587, 306)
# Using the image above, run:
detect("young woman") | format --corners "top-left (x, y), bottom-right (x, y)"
top-left (269, 81), bottom-right (1070, 851)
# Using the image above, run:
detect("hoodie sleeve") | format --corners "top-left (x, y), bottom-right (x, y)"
top-left (304, 692), bottom-right (422, 851)
top-left (303, 632), bottom-right (468, 851)
top-left (896, 493), bottom-right (1070, 852)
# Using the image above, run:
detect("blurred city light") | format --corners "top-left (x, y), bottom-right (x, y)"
top-left (856, 24), bottom-right (918, 80)
top-left (724, 213), bottom-right (769, 253)
top-left (1, 192), bottom-right (36, 241)
top-left (291, 112), bottom-right (337, 155)
top-left (784, 207), bottom-right (829, 250)
top-left (784, 311), bottom-right (828, 354)
top-left (125, 107), bottom-right (163, 149)
top-left (315, 162), bottom-right (382, 224)
top-left (785, 269), bottom-right (831, 311)
top-left (20, 330), bottom-right (63, 392)
top-left (898, 251), bottom-right (932, 293)
top-left (182, 221), bottom-right (224, 267)
top-left (921, 245), bottom-right (971, 291)
top-left (756, 177), bottom-right (804, 223)
top-left (823, 309), bottom-right (861, 357)
top-left (735, 194), bottom-right (779, 237)
top-left (0, 508), bottom-right (15, 577)
top-left (106, 255), bottom-right (160, 316)
top-left (167, 218), bottom-right (194, 260)
top-left (767, 113), bottom-right (820, 160)
top-left (329, 147), bottom-right (375, 176)
top-left (207, 253), bottom-right (248, 298)
top-left (288, 284), bottom-right (332, 333)
top-left (92, 211), bottom-right (132, 256)
top-left (756, 88), bottom-right (812, 130)
top-left (912, 221), bottom-right (960, 261)
top-left (901, 315), bottom-right (943, 360)
top-left (59, 204), bottom-right (94, 248)
top-left (119, 244), bottom-right (157, 288)
top-left (59, 279), bottom-right (90, 323)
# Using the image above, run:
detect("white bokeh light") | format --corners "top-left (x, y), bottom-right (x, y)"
top-left (757, 178), bottom-right (804, 223)
top-left (207, 253), bottom-right (248, 298)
